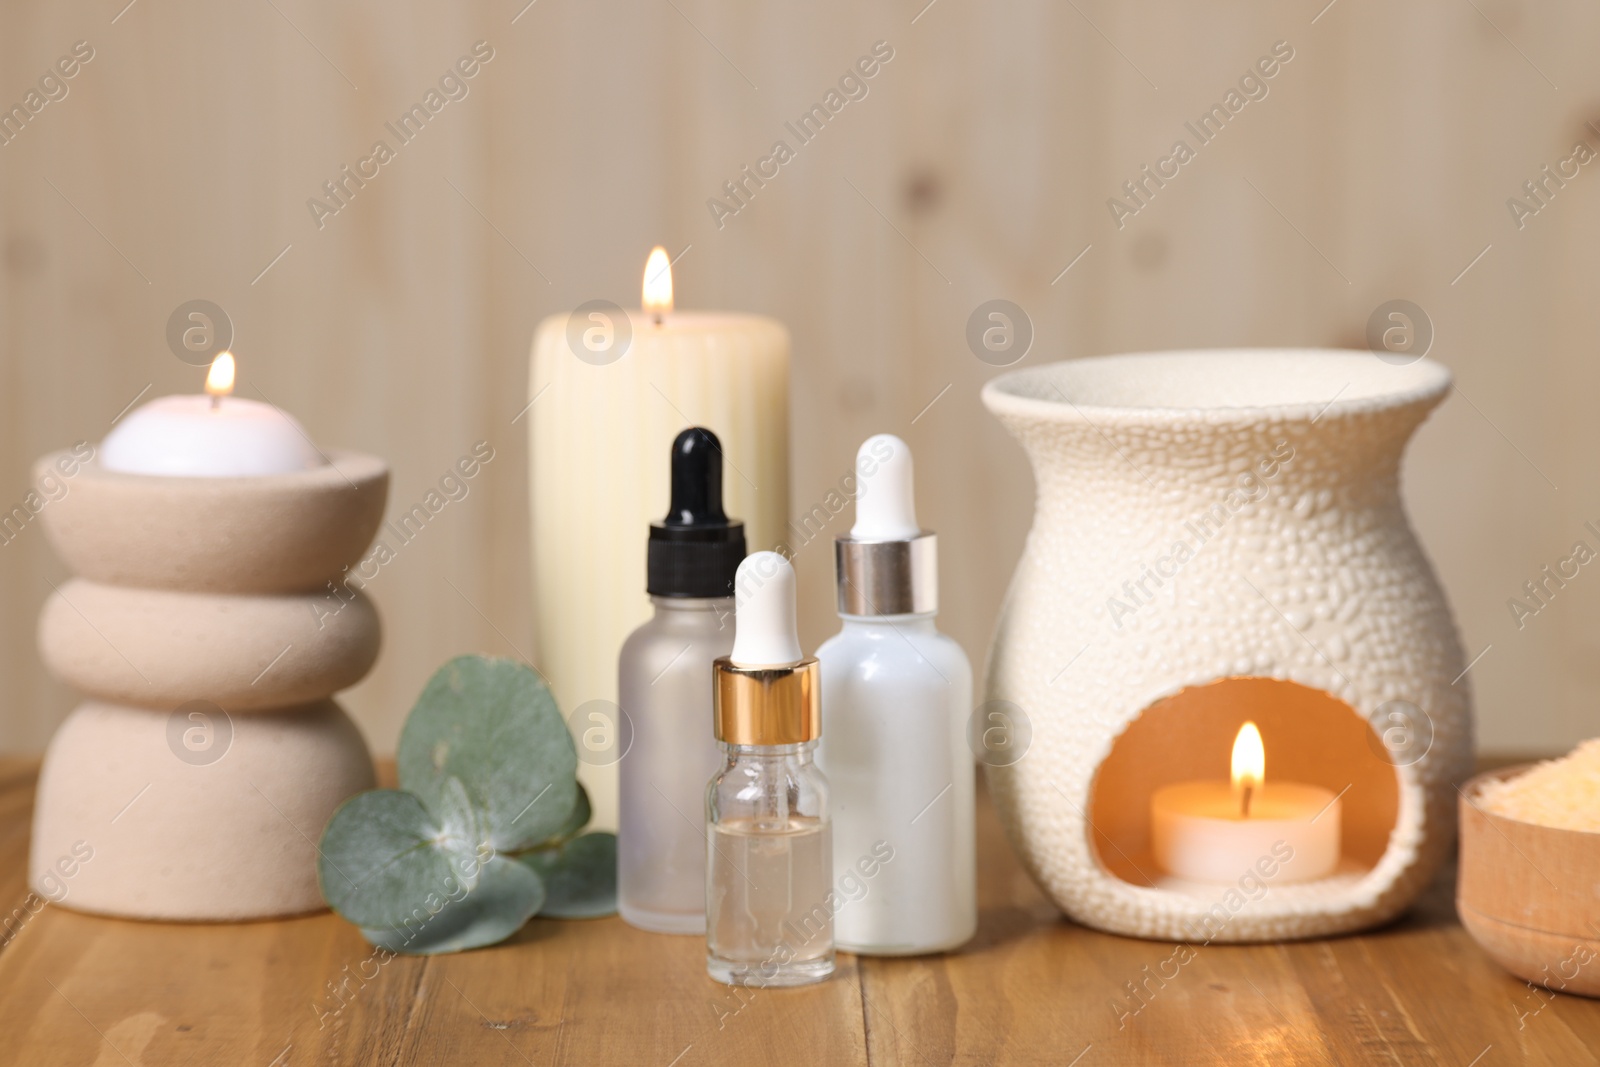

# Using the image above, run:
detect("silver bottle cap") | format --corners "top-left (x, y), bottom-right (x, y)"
top-left (835, 533), bottom-right (937, 616)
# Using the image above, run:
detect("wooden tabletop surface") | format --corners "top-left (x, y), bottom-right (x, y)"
top-left (1, 756), bottom-right (1597, 1067)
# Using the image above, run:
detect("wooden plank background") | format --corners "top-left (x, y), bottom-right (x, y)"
top-left (1, 0), bottom-right (1598, 762)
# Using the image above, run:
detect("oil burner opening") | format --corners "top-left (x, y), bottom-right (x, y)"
top-left (1089, 678), bottom-right (1400, 895)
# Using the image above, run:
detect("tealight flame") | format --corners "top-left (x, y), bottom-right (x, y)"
top-left (642, 245), bottom-right (673, 321)
top-left (1232, 721), bottom-right (1265, 817)
top-left (206, 351), bottom-right (236, 402)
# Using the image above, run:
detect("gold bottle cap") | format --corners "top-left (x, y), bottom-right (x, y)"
top-left (713, 657), bottom-right (821, 745)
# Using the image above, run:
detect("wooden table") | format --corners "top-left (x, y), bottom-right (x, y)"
top-left (1, 756), bottom-right (1596, 1066)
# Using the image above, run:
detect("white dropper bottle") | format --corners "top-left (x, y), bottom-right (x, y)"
top-left (816, 435), bottom-right (976, 955)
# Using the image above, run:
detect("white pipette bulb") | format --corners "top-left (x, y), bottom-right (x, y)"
top-left (730, 551), bottom-right (803, 667)
top-left (851, 434), bottom-right (920, 540)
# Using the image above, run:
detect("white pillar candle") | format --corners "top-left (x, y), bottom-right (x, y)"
top-left (1150, 721), bottom-right (1341, 884)
top-left (101, 354), bottom-right (324, 477)
top-left (528, 249), bottom-right (790, 829)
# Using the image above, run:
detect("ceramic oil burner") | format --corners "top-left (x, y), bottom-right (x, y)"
top-left (29, 451), bottom-right (387, 920)
top-left (980, 349), bottom-right (1472, 942)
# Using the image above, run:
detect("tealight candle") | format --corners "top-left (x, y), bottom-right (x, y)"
top-left (1150, 722), bottom-right (1341, 884)
top-left (101, 353), bottom-right (325, 477)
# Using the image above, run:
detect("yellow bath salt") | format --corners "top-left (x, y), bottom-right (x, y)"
top-left (1477, 739), bottom-right (1600, 832)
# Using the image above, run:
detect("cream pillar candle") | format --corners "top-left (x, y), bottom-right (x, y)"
top-left (528, 249), bottom-right (789, 829)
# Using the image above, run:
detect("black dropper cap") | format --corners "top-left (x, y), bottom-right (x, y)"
top-left (647, 427), bottom-right (746, 598)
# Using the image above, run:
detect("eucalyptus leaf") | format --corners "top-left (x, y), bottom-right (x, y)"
top-left (317, 790), bottom-right (481, 929)
top-left (398, 655), bottom-right (579, 851)
top-left (361, 854), bottom-right (547, 956)
top-left (517, 832), bottom-right (618, 919)
top-left (432, 774), bottom-right (485, 848)
top-left (538, 782), bottom-right (592, 849)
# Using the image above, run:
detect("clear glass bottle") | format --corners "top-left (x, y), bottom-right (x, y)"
top-left (618, 427), bottom-right (745, 935)
top-left (706, 742), bottom-right (833, 986)
top-left (706, 551), bottom-right (835, 986)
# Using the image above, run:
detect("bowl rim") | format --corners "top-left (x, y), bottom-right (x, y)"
top-left (38, 447), bottom-right (387, 495)
top-left (1459, 763), bottom-right (1600, 842)
top-left (982, 348), bottom-right (1453, 425)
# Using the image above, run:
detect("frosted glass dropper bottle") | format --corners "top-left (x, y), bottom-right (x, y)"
top-left (618, 427), bottom-right (744, 935)
top-left (817, 434), bottom-right (976, 955)
top-left (706, 552), bottom-right (835, 986)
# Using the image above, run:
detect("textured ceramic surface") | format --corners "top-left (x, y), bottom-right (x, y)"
top-left (30, 452), bottom-right (387, 919)
top-left (39, 580), bottom-right (380, 711)
top-left (1457, 766), bottom-right (1600, 997)
top-left (29, 700), bottom-right (376, 921)
top-left (981, 350), bottom-right (1472, 942)
top-left (36, 450), bottom-right (388, 594)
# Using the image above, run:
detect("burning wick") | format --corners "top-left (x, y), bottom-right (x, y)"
top-left (205, 351), bottom-right (236, 411)
top-left (1231, 720), bottom-right (1264, 821)
top-left (642, 245), bottom-right (673, 327)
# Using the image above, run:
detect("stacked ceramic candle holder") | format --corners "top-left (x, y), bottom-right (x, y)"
top-left (29, 450), bottom-right (388, 920)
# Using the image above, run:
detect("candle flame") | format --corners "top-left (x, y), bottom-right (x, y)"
top-left (1231, 721), bottom-right (1265, 793)
top-left (206, 351), bottom-right (236, 398)
top-left (642, 245), bottom-right (673, 318)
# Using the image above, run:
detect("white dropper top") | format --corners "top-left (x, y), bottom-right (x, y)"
top-left (730, 551), bottom-right (803, 668)
top-left (851, 434), bottom-right (920, 540)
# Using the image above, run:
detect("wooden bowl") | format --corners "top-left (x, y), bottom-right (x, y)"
top-left (1458, 765), bottom-right (1600, 997)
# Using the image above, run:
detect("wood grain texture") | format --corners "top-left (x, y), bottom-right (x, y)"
top-left (3, 1), bottom-right (1600, 763)
top-left (1457, 765), bottom-right (1600, 998)
top-left (2, 759), bottom-right (1599, 1065)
